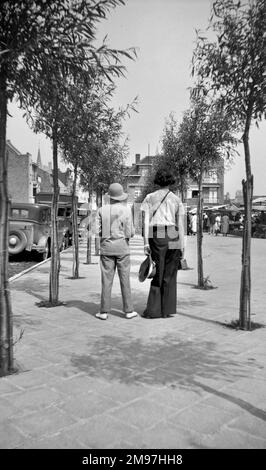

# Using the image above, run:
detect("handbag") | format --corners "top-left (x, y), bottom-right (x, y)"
top-left (178, 258), bottom-right (189, 270)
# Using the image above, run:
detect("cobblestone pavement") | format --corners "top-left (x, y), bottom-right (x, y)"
top-left (1, 235), bottom-right (266, 449)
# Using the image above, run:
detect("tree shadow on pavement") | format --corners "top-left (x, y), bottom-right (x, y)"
top-left (70, 334), bottom-right (266, 422)
top-left (64, 300), bottom-right (126, 319)
top-left (64, 300), bottom-right (99, 316)
top-left (178, 311), bottom-right (226, 327)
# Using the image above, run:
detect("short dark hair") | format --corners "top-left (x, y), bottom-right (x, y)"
top-left (154, 168), bottom-right (176, 187)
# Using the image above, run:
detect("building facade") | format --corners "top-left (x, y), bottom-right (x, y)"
top-left (7, 140), bottom-right (71, 203)
top-left (7, 140), bottom-right (35, 203)
top-left (123, 153), bottom-right (154, 204)
top-left (123, 153), bottom-right (224, 207)
top-left (185, 160), bottom-right (224, 207)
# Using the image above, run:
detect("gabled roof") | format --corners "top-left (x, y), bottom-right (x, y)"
top-left (138, 155), bottom-right (154, 165)
top-left (124, 155), bottom-right (155, 176)
top-left (6, 140), bottom-right (23, 156)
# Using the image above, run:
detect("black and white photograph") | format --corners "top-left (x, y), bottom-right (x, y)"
top-left (0, 0), bottom-right (266, 457)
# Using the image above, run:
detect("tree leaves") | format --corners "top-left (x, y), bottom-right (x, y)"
top-left (192, 0), bottom-right (266, 128)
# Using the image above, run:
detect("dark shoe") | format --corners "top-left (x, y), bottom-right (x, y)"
top-left (142, 311), bottom-right (152, 319)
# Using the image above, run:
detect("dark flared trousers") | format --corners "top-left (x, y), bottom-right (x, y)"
top-left (144, 227), bottom-right (181, 318)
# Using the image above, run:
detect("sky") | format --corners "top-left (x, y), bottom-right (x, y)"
top-left (6, 0), bottom-right (266, 198)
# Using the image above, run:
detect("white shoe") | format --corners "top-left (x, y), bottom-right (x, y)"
top-left (95, 312), bottom-right (108, 320)
top-left (125, 311), bottom-right (138, 319)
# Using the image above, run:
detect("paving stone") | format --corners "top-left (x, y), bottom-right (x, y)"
top-left (99, 382), bottom-right (155, 404)
top-left (64, 415), bottom-right (139, 449)
top-left (0, 423), bottom-right (26, 449)
top-left (3, 387), bottom-right (65, 416)
top-left (15, 432), bottom-right (87, 449)
top-left (147, 386), bottom-right (207, 412)
top-left (50, 376), bottom-right (107, 397)
top-left (0, 378), bottom-right (23, 395)
top-left (14, 406), bottom-right (77, 440)
top-left (57, 391), bottom-right (119, 419)
top-left (168, 403), bottom-right (236, 434)
top-left (227, 413), bottom-right (266, 440)
top-left (200, 426), bottom-right (266, 449)
top-left (3, 369), bottom-right (55, 390)
top-left (109, 398), bottom-right (176, 430)
top-left (118, 421), bottom-right (204, 449)
top-left (0, 399), bottom-right (22, 422)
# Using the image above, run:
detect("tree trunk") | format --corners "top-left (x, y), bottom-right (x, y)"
top-left (197, 172), bottom-right (204, 287)
top-left (72, 163), bottom-right (79, 278)
top-left (95, 188), bottom-right (101, 256)
top-left (0, 70), bottom-right (14, 375)
top-left (239, 129), bottom-right (253, 330)
top-left (86, 185), bottom-right (93, 264)
top-left (49, 123), bottom-right (60, 305)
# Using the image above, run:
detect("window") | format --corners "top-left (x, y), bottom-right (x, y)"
top-left (209, 189), bottom-right (218, 203)
top-left (11, 209), bottom-right (29, 218)
top-left (11, 209), bottom-right (19, 217)
top-left (134, 188), bottom-right (141, 199)
top-left (21, 210), bottom-right (29, 218)
top-left (204, 170), bottom-right (218, 183)
top-left (141, 168), bottom-right (148, 176)
top-left (66, 207), bottom-right (72, 217)
top-left (58, 207), bottom-right (65, 217)
top-left (41, 210), bottom-right (50, 223)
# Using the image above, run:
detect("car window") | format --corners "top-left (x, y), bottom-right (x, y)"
top-left (21, 209), bottom-right (29, 218)
top-left (11, 209), bottom-right (20, 217)
top-left (66, 207), bottom-right (71, 218)
top-left (41, 210), bottom-right (50, 223)
top-left (58, 207), bottom-right (65, 217)
top-left (11, 209), bottom-right (29, 218)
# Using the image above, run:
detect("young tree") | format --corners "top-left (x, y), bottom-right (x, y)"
top-left (59, 78), bottom-right (118, 275)
top-left (161, 113), bottom-right (190, 201)
top-left (0, 0), bottom-right (70, 375)
top-left (79, 104), bottom-right (131, 263)
top-left (18, 4), bottom-right (135, 304)
top-left (0, 0), bottom-right (133, 373)
top-left (179, 98), bottom-right (238, 288)
top-left (192, 0), bottom-right (266, 328)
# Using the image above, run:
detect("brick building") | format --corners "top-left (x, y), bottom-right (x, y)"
top-left (7, 140), bottom-right (35, 203)
top-left (185, 158), bottom-right (225, 207)
top-left (6, 140), bottom-right (70, 203)
top-left (123, 152), bottom-right (224, 208)
top-left (123, 153), bottom-right (154, 204)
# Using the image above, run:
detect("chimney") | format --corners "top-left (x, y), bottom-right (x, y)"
top-left (135, 153), bottom-right (140, 164)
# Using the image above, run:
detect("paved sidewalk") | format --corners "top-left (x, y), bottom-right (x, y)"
top-left (1, 234), bottom-right (266, 449)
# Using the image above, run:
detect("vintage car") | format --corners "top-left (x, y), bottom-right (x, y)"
top-left (8, 203), bottom-right (70, 260)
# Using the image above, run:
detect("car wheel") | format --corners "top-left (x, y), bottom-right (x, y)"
top-left (9, 230), bottom-right (27, 255)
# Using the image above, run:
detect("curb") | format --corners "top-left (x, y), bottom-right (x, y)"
top-left (9, 256), bottom-right (51, 283)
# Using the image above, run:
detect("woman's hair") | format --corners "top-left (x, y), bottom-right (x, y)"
top-left (154, 168), bottom-right (176, 187)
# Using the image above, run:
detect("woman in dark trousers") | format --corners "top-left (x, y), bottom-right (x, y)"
top-left (140, 169), bottom-right (185, 318)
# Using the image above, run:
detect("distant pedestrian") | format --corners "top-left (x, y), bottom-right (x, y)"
top-left (203, 212), bottom-right (209, 232)
top-left (140, 168), bottom-right (185, 319)
top-left (95, 183), bottom-right (138, 320)
top-left (191, 213), bottom-right (197, 235)
top-left (209, 212), bottom-right (216, 235)
top-left (187, 212), bottom-right (192, 235)
top-left (214, 213), bottom-right (221, 236)
top-left (221, 214), bottom-right (230, 236)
